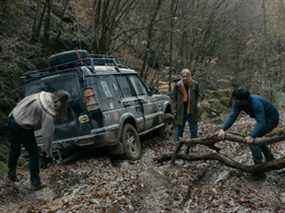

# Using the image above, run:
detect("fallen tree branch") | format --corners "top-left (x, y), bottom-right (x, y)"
top-left (170, 134), bottom-right (223, 164)
top-left (166, 132), bottom-right (285, 173)
top-left (179, 133), bottom-right (285, 147)
top-left (157, 153), bottom-right (285, 173)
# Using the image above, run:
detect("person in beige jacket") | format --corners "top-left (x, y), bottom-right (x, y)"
top-left (7, 90), bottom-right (70, 190)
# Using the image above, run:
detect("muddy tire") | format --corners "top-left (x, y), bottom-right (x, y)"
top-left (121, 124), bottom-right (142, 160)
top-left (158, 113), bottom-right (175, 139)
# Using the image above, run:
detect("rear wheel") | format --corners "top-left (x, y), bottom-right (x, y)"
top-left (121, 124), bottom-right (142, 160)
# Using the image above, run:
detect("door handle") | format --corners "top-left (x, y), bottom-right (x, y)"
top-left (120, 100), bottom-right (131, 107)
top-left (138, 98), bottom-right (146, 103)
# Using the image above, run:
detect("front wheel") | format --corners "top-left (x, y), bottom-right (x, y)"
top-left (121, 124), bottom-right (142, 160)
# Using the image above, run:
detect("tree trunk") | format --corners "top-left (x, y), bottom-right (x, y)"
top-left (32, 0), bottom-right (47, 42)
top-left (158, 132), bottom-right (285, 174)
top-left (141, 0), bottom-right (163, 79)
top-left (43, 0), bottom-right (53, 44)
top-left (168, 0), bottom-right (177, 92)
top-left (159, 153), bottom-right (285, 174)
top-left (55, 0), bottom-right (71, 40)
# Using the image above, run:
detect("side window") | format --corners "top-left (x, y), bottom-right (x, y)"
top-left (94, 75), bottom-right (121, 99)
top-left (25, 72), bottom-right (80, 99)
top-left (100, 81), bottom-right (113, 97)
top-left (86, 75), bottom-right (121, 110)
top-left (129, 75), bottom-right (148, 96)
top-left (116, 75), bottom-right (136, 98)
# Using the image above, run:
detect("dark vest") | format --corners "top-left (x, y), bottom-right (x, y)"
top-left (175, 80), bottom-right (199, 125)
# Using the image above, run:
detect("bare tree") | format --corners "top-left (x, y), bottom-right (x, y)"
top-left (32, 0), bottom-right (48, 41)
top-left (140, 0), bottom-right (163, 79)
top-left (92, 0), bottom-right (138, 53)
top-left (43, 0), bottom-right (53, 43)
top-left (168, 0), bottom-right (178, 91)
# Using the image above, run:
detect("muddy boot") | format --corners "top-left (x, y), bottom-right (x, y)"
top-left (264, 151), bottom-right (275, 162)
top-left (251, 172), bottom-right (266, 181)
top-left (30, 179), bottom-right (45, 191)
top-left (251, 160), bottom-right (266, 181)
top-left (266, 155), bottom-right (275, 162)
top-left (31, 183), bottom-right (45, 191)
top-left (7, 170), bottom-right (18, 182)
top-left (185, 146), bottom-right (191, 155)
top-left (30, 173), bottom-right (43, 191)
top-left (261, 145), bottom-right (275, 162)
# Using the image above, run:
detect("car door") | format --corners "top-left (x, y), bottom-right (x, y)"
top-left (128, 74), bottom-right (161, 130)
top-left (116, 74), bottom-right (145, 132)
top-left (25, 72), bottom-right (85, 142)
top-left (91, 74), bottom-right (123, 128)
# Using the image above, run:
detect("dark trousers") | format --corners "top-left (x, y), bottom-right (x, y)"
top-left (249, 118), bottom-right (278, 164)
top-left (7, 116), bottom-right (41, 186)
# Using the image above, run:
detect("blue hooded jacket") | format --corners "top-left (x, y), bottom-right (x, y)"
top-left (222, 95), bottom-right (279, 138)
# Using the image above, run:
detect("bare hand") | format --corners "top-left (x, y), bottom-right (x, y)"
top-left (217, 129), bottom-right (225, 139)
top-left (245, 136), bottom-right (254, 144)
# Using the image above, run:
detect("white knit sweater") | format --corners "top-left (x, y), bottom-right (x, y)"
top-left (10, 91), bottom-right (56, 156)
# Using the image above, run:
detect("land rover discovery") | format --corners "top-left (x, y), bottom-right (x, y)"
top-left (23, 50), bottom-right (174, 160)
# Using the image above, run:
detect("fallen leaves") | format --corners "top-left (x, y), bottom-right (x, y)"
top-left (0, 113), bottom-right (285, 212)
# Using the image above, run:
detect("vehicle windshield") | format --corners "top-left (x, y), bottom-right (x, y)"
top-left (24, 72), bottom-right (80, 99)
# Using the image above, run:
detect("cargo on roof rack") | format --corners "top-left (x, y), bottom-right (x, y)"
top-left (49, 49), bottom-right (89, 67)
top-left (23, 49), bottom-right (131, 80)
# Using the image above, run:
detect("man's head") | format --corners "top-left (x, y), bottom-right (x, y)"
top-left (181, 68), bottom-right (192, 86)
top-left (232, 86), bottom-right (250, 105)
top-left (53, 90), bottom-right (70, 112)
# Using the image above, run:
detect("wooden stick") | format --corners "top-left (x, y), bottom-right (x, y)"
top-left (164, 132), bottom-right (285, 173)
top-left (157, 153), bottom-right (285, 173)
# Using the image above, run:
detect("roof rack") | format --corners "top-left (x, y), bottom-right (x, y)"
top-left (22, 49), bottom-right (131, 81)
top-left (23, 56), bottom-right (129, 80)
top-left (89, 54), bottom-right (115, 59)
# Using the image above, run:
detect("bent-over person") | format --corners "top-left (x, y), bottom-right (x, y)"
top-left (218, 87), bottom-right (279, 179)
top-left (7, 90), bottom-right (70, 190)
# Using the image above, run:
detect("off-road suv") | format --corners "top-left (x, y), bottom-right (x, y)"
top-left (23, 50), bottom-right (174, 160)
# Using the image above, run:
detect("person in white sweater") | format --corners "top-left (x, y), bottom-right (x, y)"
top-left (7, 90), bottom-right (70, 190)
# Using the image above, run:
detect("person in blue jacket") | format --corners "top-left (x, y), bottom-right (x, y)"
top-left (217, 87), bottom-right (279, 167)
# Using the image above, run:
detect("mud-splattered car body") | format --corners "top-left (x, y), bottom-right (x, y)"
top-left (23, 50), bottom-right (173, 159)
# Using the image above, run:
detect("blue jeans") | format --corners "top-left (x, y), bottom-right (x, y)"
top-left (175, 114), bottom-right (198, 143)
top-left (249, 118), bottom-right (278, 164)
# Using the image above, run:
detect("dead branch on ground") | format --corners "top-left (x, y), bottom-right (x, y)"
top-left (157, 133), bottom-right (285, 173)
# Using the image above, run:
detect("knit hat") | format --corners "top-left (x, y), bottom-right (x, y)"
top-left (232, 86), bottom-right (250, 101)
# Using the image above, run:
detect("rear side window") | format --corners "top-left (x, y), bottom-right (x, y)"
top-left (96, 75), bottom-right (121, 99)
top-left (24, 72), bottom-right (80, 99)
top-left (86, 75), bottom-right (121, 110)
top-left (116, 75), bottom-right (136, 98)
